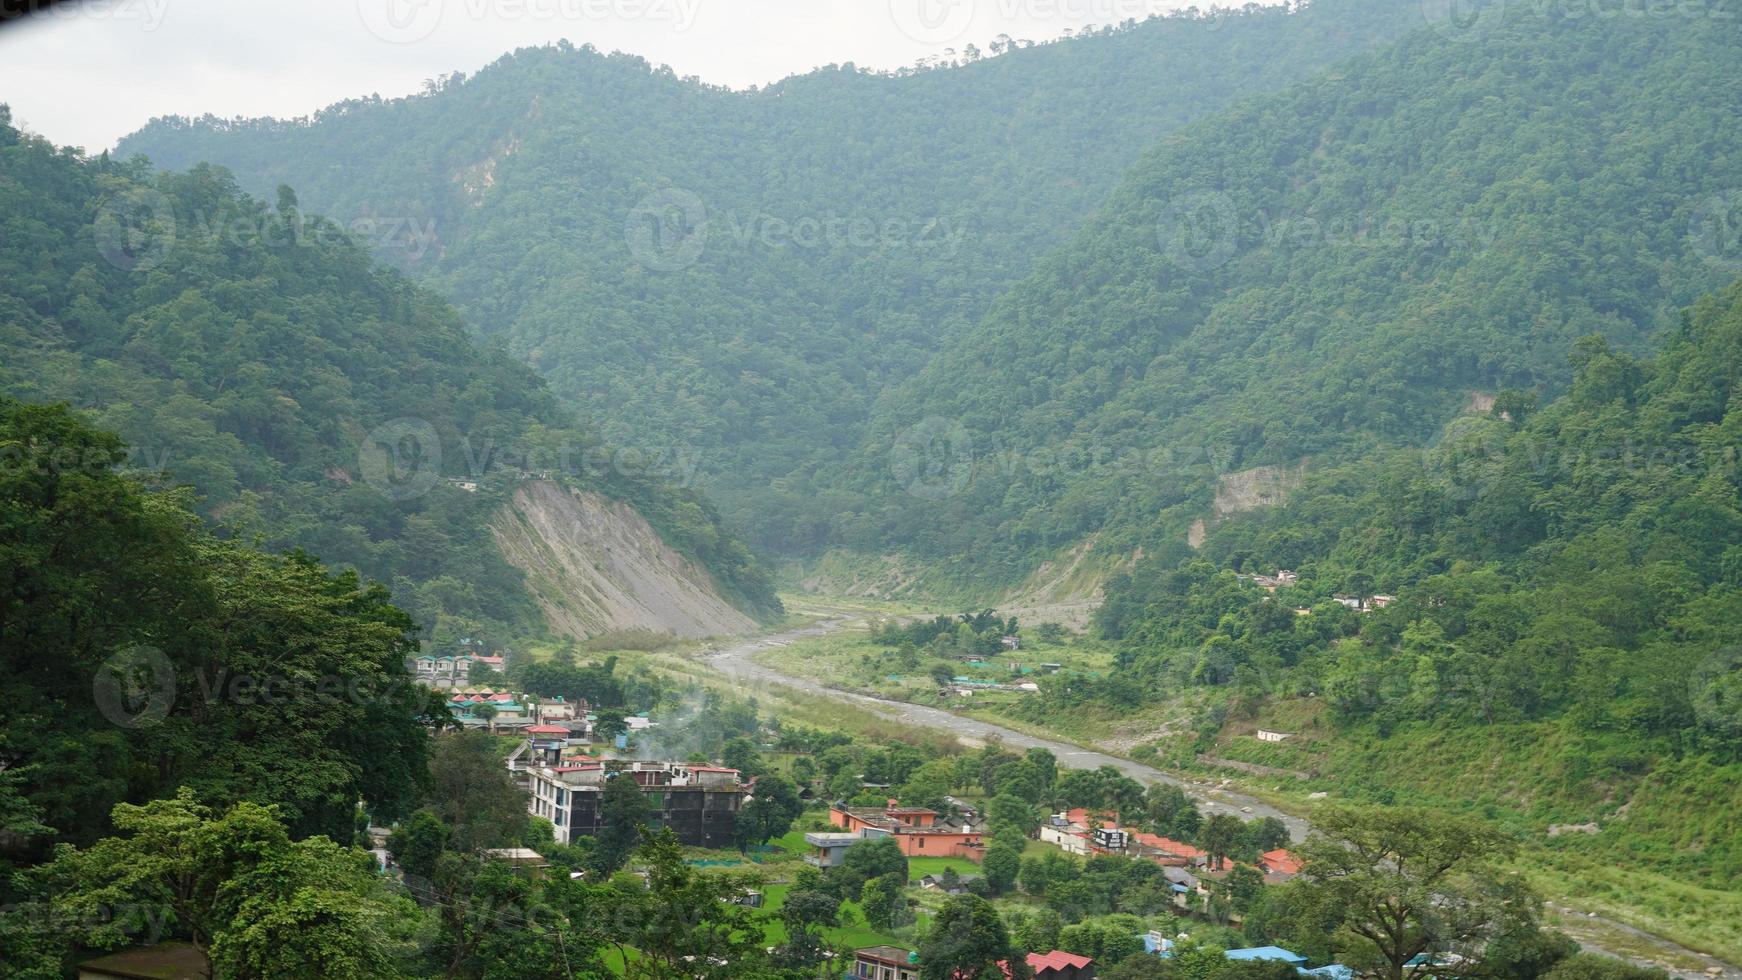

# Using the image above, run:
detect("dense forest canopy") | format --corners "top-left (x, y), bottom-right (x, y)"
top-left (0, 109), bottom-right (779, 642)
top-left (116, 0), bottom-right (1428, 558)
top-left (1079, 279), bottom-right (1742, 886)
top-left (824, 3), bottom-right (1742, 587)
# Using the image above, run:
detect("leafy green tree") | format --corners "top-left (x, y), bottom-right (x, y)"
top-left (1198, 814), bottom-right (1245, 871)
top-left (861, 871), bottom-right (909, 932)
top-left (983, 843), bottom-right (1022, 895)
top-left (590, 774), bottom-right (653, 877)
top-left (1300, 807), bottom-right (1534, 980)
top-left (919, 895), bottom-right (1031, 980)
top-left (387, 808), bottom-right (451, 885)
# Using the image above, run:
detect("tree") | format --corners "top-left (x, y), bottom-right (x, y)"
top-left (591, 773), bottom-right (653, 877)
top-left (1199, 814), bottom-right (1245, 871)
top-left (595, 708), bottom-right (630, 741)
top-left (427, 731), bottom-right (529, 851)
top-left (861, 872), bottom-right (909, 932)
top-left (919, 895), bottom-right (1031, 980)
top-left (605, 830), bottom-right (769, 979)
top-left (779, 888), bottom-right (842, 968)
top-left (1244, 817), bottom-right (1290, 854)
top-left (1300, 807), bottom-right (1534, 980)
top-left (21, 789), bottom-right (417, 977)
top-left (983, 843), bottom-right (1022, 894)
top-left (387, 808), bottom-right (450, 885)
top-left (841, 835), bottom-right (908, 895)
top-left (1226, 865), bottom-right (1266, 915)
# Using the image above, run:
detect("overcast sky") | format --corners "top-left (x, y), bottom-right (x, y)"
top-left (0, 0), bottom-right (1208, 151)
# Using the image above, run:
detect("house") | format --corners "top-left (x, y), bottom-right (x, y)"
top-left (1332, 595), bottom-right (1365, 610)
top-left (919, 872), bottom-right (979, 895)
top-left (804, 830), bottom-right (875, 867)
top-left (1260, 848), bottom-right (1303, 877)
top-left (853, 946), bottom-right (919, 980)
top-left (1024, 950), bottom-right (1096, 980)
top-left (1255, 730), bottom-right (1294, 743)
top-left (1368, 594), bottom-right (1396, 609)
top-left (1143, 931), bottom-right (1177, 957)
top-left (528, 761), bottom-right (746, 848)
top-left (1001, 635), bottom-right (1021, 651)
top-left (1092, 827), bottom-right (1129, 850)
top-left (1226, 947), bottom-right (1309, 967)
top-left (77, 943), bottom-right (209, 980)
top-left (471, 653), bottom-right (506, 673)
top-left (1039, 662), bottom-right (1064, 673)
top-left (830, 803), bottom-right (984, 859)
top-left (483, 847), bottom-right (547, 875)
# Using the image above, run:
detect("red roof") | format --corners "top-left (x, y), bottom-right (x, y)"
top-left (526, 725), bottom-right (570, 735)
top-left (1029, 950), bottom-right (1095, 971)
top-left (1262, 848), bottom-right (1303, 875)
top-left (1134, 833), bottom-right (1207, 859)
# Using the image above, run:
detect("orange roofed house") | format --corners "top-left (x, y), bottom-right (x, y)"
top-left (830, 802), bottom-right (985, 859)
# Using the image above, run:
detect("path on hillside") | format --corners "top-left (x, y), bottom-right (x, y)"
top-left (702, 616), bottom-right (1738, 980)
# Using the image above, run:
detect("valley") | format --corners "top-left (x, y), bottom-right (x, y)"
top-left (697, 600), bottom-right (1742, 978)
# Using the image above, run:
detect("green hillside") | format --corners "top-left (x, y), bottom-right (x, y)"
top-left (116, 0), bottom-right (1426, 555)
top-left (835, 4), bottom-right (1742, 588)
top-left (0, 109), bottom-right (779, 642)
top-left (1057, 279), bottom-right (1742, 916)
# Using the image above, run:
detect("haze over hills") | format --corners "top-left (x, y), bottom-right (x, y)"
top-left (117, 0), bottom-right (1428, 558)
top-left (0, 110), bottom-right (780, 644)
top-left (830, 2), bottom-right (1742, 589)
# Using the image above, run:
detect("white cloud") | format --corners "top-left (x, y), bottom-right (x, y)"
top-left (0, 0), bottom-right (1201, 151)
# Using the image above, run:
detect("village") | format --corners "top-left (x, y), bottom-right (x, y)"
top-left (363, 637), bottom-right (1362, 980)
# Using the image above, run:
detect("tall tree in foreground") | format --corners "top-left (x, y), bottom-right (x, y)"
top-left (919, 894), bottom-right (1031, 980)
top-left (1299, 807), bottom-right (1540, 980)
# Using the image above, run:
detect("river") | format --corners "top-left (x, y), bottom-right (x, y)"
top-left (701, 616), bottom-right (1739, 980)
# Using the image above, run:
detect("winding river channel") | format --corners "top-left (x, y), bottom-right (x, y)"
top-left (701, 617), bottom-right (1739, 980)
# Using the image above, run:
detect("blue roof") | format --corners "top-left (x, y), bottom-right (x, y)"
top-left (1226, 947), bottom-right (1309, 966)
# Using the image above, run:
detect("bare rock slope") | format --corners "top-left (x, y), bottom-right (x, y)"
top-left (491, 481), bottom-right (757, 639)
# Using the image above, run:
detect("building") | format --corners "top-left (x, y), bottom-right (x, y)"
top-left (528, 761), bottom-right (746, 848)
top-left (1024, 950), bottom-right (1097, 980)
top-left (1226, 947), bottom-right (1309, 968)
top-left (853, 946), bottom-right (919, 980)
top-left (1260, 848), bottom-right (1303, 878)
top-left (830, 802), bottom-right (984, 859)
top-left (804, 830), bottom-right (877, 867)
top-left (1255, 730), bottom-right (1294, 743)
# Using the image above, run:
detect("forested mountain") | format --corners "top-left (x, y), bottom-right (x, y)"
top-left (1077, 277), bottom-right (1742, 890)
top-left (116, 0), bottom-right (1427, 554)
top-left (829, 4), bottom-right (1742, 588)
top-left (0, 110), bottom-right (779, 642)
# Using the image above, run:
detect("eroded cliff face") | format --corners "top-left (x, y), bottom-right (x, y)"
top-left (491, 481), bottom-right (757, 640)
